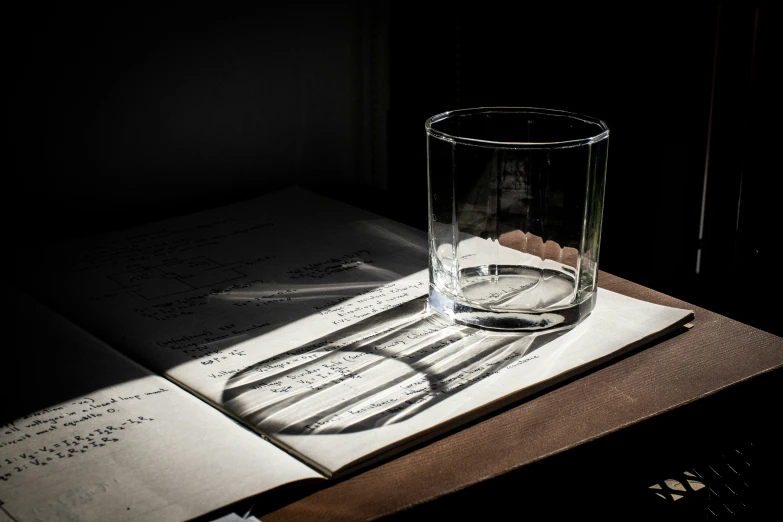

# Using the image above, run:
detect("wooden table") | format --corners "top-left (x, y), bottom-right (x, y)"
top-left (228, 271), bottom-right (783, 520)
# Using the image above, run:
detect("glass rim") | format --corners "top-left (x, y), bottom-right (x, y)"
top-left (425, 107), bottom-right (610, 149)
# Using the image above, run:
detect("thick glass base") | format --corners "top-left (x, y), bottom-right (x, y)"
top-left (429, 283), bottom-right (596, 331)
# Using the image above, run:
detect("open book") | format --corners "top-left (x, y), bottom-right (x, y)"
top-left (3, 187), bottom-right (693, 521)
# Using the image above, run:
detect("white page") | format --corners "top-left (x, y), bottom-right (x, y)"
top-left (27, 187), bottom-right (430, 393)
top-left (23, 186), bottom-right (692, 477)
top-left (223, 288), bottom-right (692, 475)
top-left (1, 295), bottom-right (322, 522)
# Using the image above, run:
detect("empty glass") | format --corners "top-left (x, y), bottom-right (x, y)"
top-left (426, 107), bottom-right (609, 330)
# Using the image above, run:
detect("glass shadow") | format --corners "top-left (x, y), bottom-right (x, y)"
top-left (221, 297), bottom-right (567, 435)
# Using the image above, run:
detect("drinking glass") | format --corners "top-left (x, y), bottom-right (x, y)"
top-left (426, 107), bottom-right (609, 330)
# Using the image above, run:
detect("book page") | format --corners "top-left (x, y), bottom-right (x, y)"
top-left (224, 288), bottom-right (692, 475)
top-left (22, 186), bottom-right (692, 478)
top-left (24, 187), bottom-right (430, 398)
top-left (1, 295), bottom-right (323, 522)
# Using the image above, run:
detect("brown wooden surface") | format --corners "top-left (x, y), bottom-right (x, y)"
top-left (260, 271), bottom-right (783, 521)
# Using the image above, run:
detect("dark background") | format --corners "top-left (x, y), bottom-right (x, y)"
top-left (7, 4), bottom-right (781, 519)
top-left (10, 4), bottom-right (779, 332)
